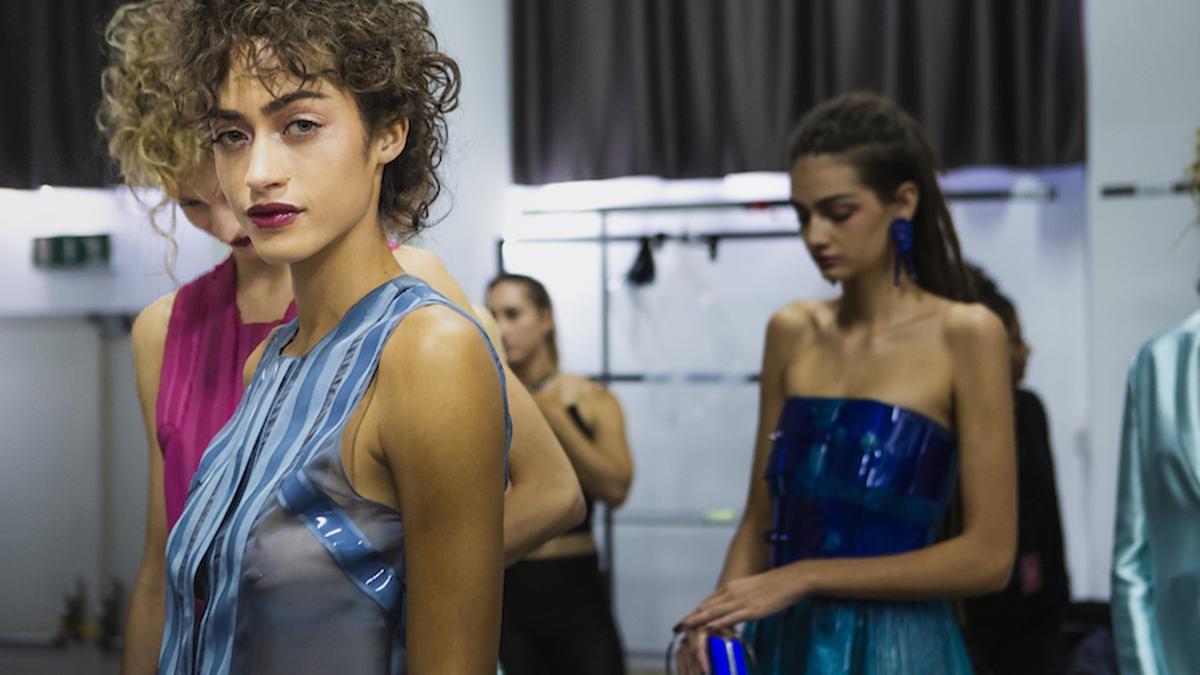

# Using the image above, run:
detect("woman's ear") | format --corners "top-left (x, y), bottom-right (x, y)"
top-left (374, 117), bottom-right (410, 166)
top-left (894, 180), bottom-right (920, 220)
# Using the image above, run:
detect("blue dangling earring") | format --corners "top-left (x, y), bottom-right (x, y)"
top-left (890, 218), bottom-right (918, 286)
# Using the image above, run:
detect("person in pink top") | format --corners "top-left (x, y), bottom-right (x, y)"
top-left (99, 3), bottom-right (584, 673)
top-left (154, 239), bottom-right (296, 530)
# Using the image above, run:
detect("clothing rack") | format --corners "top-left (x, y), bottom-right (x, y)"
top-left (516, 186), bottom-right (1058, 217)
top-left (1100, 181), bottom-right (1195, 198)
top-left (497, 185), bottom-right (1055, 605)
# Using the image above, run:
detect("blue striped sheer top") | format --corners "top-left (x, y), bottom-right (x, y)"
top-left (158, 275), bottom-right (510, 675)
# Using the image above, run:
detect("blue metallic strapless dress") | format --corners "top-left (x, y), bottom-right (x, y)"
top-left (744, 397), bottom-right (973, 674)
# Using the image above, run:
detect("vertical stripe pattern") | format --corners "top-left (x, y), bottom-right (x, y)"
top-left (159, 276), bottom-right (509, 675)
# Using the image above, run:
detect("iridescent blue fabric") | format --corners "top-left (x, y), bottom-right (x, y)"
top-left (744, 397), bottom-right (973, 674)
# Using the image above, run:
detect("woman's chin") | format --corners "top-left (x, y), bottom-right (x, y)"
top-left (817, 269), bottom-right (845, 284)
top-left (230, 242), bottom-right (262, 262)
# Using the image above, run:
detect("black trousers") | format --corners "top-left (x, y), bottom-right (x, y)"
top-left (500, 553), bottom-right (626, 675)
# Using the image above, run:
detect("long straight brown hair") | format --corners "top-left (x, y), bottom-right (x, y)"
top-left (788, 92), bottom-right (977, 302)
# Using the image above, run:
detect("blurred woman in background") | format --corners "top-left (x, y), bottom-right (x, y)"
top-left (676, 92), bottom-right (1017, 675)
top-left (1111, 129), bottom-right (1200, 675)
top-left (964, 265), bottom-right (1070, 675)
top-left (487, 273), bottom-right (634, 675)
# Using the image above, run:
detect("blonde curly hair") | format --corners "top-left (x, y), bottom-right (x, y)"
top-left (98, 0), bottom-right (208, 278)
top-left (98, 0), bottom-right (205, 198)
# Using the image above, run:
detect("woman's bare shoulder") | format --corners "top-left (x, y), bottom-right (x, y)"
top-left (131, 291), bottom-right (177, 366)
top-left (767, 298), bottom-right (830, 346)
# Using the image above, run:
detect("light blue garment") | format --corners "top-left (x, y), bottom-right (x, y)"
top-left (1112, 310), bottom-right (1200, 675)
top-left (158, 276), bottom-right (510, 675)
top-left (744, 397), bottom-right (973, 675)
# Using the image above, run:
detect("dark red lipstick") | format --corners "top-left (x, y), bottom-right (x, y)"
top-left (246, 202), bottom-right (301, 230)
top-left (814, 255), bottom-right (839, 270)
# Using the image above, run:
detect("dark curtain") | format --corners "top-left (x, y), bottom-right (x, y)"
top-left (0, 0), bottom-right (123, 189)
top-left (511, 0), bottom-right (1085, 185)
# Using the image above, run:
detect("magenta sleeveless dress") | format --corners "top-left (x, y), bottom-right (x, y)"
top-left (157, 257), bottom-right (296, 531)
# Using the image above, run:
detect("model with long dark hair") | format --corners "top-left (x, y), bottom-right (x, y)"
top-left (676, 92), bottom-right (1017, 674)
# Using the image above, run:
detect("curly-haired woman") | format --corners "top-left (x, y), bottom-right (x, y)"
top-left (98, 2), bottom-right (583, 673)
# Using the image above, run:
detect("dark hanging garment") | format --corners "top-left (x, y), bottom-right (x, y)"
top-left (964, 388), bottom-right (1071, 675)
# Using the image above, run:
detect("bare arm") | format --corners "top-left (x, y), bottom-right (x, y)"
top-left (121, 293), bottom-right (174, 675)
top-left (393, 245), bottom-right (584, 563)
top-left (536, 386), bottom-right (633, 506)
top-left (716, 309), bottom-right (793, 586)
top-left (676, 307), bottom-right (794, 674)
top-left (381, 306), bottom-right (506, 674)
top-left (683, 304), bottom-right (1017, 632)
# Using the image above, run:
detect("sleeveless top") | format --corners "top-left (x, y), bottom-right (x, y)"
top-left (157, 257), bottom-right (296, 530)
top-left (746, 396), bottom-right (973, 674)
top-left (158, 275), bottom-right (511, 675)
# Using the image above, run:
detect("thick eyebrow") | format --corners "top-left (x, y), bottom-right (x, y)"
top-left (213, 90), bottom-right (329, 122)
top-left (791, 192), bottom-right (857, 210)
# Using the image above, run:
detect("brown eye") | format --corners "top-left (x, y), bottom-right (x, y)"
top-left (213, 129), bottom-right (248, 147)
top-left (286, 119), bottom-right (321, 136)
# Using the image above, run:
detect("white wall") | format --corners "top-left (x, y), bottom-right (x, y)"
top-left (0, 186), bottom-right (224, 317)
top-left (0, 319), bottom-right (104, 634)
top-left (415, 0), bottom-right (512, 303)
top-left (1083, 0), bottom-right (1200, 599)
top-left (102, 333), bottom-right (148, 604)
top-left (0, 185), bottom-right (222, 634)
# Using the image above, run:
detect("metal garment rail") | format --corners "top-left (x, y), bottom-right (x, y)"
top-left (1099, 181), bottom-right (1195, 198)
top-left (496, 185), bottom-right (1056, 604)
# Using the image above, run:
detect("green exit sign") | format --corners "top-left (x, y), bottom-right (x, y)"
top-left (32, 235), bottom-right (111, 269)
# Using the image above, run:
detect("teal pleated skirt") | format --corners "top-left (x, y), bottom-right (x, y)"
top-left (744, 597), bottom-right (973, 674)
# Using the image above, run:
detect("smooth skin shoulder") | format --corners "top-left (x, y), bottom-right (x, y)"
top-left (374, 304), bottom-right (508, 673)
top-left (390, 246), bottom-right (585, 560)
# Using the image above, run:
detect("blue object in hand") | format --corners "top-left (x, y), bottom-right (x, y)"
top-left (707, 635), bottom-right (752, 675)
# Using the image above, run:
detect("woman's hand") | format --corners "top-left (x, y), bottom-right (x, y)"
top-left (678, 565), bottom-right (808, 632)
top-left (673, 625), bottom-right (709, 675)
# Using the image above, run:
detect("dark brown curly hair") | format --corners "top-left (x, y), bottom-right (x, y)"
top-left (788, 92), bottom-right (976, 302)
top-left (172, 0), bottom-right (461, 237)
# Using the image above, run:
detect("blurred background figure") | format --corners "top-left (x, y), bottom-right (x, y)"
top-left (964, 265), bottom-right (1071, 675)
top-left (1110, 131), bottom-right (1200, 675)
top-left (488, 274), bottom-right (634, 675)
